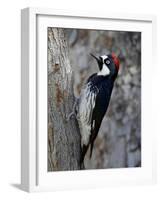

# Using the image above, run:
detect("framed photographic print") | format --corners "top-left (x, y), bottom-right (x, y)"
top-left (21, 7), bottom-right (156, 192)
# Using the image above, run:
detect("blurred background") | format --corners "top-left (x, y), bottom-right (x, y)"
top-left (65, 29), bottom-right (141, 169)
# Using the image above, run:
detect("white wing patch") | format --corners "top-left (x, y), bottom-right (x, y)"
top-left (78, 83), bottom-right (98, 147)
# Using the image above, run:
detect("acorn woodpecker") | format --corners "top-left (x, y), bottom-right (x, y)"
top-left (78, 53), bottom-right (120, 163)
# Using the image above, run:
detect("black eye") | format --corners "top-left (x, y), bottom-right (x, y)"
top-left (105, 60), bottom-right (110, 65)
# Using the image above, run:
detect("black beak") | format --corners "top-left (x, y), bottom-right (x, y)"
top-left (90, 53), bottom-right (102, 70)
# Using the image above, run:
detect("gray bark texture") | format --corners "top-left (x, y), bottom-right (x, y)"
top-left (48, 28), bottom-right (81, 171)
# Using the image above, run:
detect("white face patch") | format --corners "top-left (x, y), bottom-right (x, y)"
top-left (97, 55), bottom-right (110, 76)
top-left (97, 64), bottom-right (110, 76)
top-left (101, 55), bottom-right (108, 60)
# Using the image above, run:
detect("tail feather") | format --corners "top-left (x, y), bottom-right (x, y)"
top-left (89, 142), bottom-right (94, 158)
top-left (80, 144), bottom-right (89, 164)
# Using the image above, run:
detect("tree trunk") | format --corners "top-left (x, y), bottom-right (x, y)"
top-left (48, 28), bottom-right (81, 171)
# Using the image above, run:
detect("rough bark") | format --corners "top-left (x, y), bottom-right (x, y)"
top-left (48, 28), bottom-right (81, 171)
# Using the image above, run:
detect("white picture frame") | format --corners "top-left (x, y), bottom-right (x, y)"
top-left (21, 7), bottom-right (157, 192)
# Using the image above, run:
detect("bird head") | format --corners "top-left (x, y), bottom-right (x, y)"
top-left (90, 53), bottom-right (120, 77)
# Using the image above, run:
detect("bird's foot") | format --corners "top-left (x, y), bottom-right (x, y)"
top-left (66, 97), bottom-right (79, 122)
top-left (66, 111), bottom-right (77, 121)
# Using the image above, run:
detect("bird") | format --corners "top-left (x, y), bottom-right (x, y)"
top-left (78, 53), bottom-right (120, 164)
